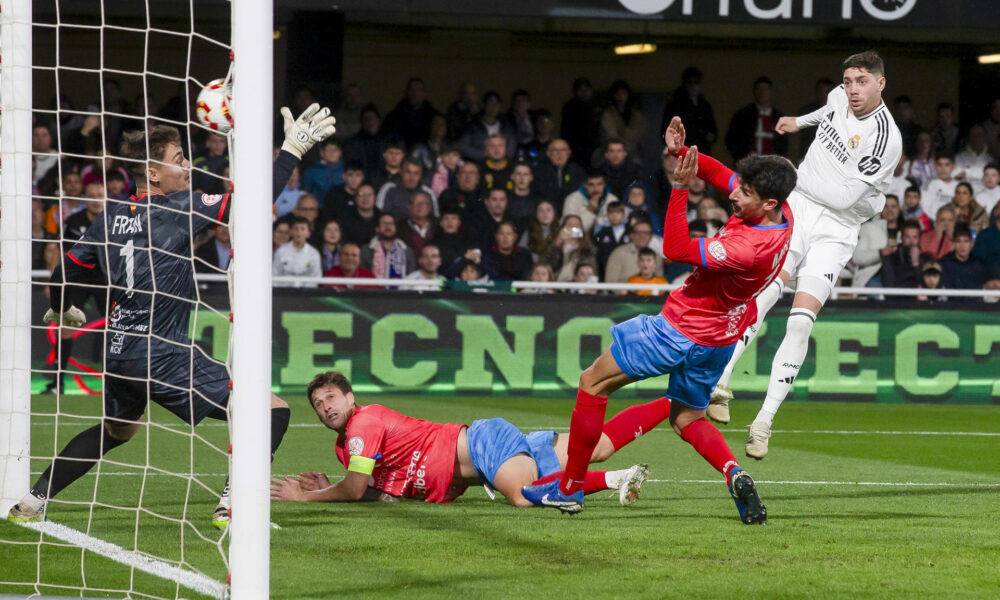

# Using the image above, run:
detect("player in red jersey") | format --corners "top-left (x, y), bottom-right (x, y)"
top-left (270, 372), bottom-right (670, 508)
top-left (522, 117), bottom-right (797, 522)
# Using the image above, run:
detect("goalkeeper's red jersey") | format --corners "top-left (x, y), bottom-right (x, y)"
top-left (660, 149), bottom-right (794, 347)
top-left (334, 404), bottom-right (466, 503)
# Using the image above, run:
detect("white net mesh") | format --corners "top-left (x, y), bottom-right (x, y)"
top-left (1, 2), bottom-right (242, 598)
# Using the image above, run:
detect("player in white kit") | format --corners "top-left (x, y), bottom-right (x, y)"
top-left (707, 51), bottom-right (902, 459)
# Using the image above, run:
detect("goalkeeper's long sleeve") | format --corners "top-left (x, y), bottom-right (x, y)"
top-left (272, 150), bottom-right (300, 202)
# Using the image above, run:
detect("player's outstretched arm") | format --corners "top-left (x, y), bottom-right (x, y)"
top-left (664, 116), bottom-right (737, 195)
top-left (272, 103), bottom-right (337, 200)
top-left (775, 116), bottom-right (799, 135)
top-left (270, 470), bottom-right (368, 502)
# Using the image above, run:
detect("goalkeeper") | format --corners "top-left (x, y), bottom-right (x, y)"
top-left (8, 104), bottom-right (336, 528)
top-left (270, 372), bottom-right (673, 509)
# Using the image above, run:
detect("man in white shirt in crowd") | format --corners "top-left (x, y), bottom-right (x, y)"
top-left (273, 216), bottom-right (323, 288)
top-left (978, 164), bottom-right (1000, 215)
top-left (922, 154), bottom-right (959, 219)
top-left (403, 244), bottom-right (446, 291)
top-left (954, 125), bottom-right (994, 196)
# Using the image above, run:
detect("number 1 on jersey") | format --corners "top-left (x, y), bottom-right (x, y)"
top-left (120, 239), bottom-right (135, 297)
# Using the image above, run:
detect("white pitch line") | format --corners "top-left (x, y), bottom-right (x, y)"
top-left (646, 479), bottom-right (1000, 487)
top-left (14, 520), bottom-right (224, 598)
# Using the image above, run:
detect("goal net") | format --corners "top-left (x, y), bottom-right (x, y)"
top-left (1, 1), bottom-right (273, 598)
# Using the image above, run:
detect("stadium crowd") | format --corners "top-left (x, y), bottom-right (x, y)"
top-left (26, 73), bottom-right (1000, 300)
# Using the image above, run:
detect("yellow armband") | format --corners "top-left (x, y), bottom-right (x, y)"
top-left (348, 455), bottom-right (375, 476)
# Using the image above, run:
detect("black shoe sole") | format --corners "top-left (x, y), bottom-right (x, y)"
top-left (733, 477), bottom-right (767, 525)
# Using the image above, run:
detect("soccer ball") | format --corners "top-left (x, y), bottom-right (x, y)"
top-left (195, 78), bottom-right (233, 134)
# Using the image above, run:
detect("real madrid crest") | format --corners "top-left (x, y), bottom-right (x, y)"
top-left (848, 134), bottom-right (861, 150)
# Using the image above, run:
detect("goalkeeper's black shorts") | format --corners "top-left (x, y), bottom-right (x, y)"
top-left (103, 347), bottom-right (230, 426)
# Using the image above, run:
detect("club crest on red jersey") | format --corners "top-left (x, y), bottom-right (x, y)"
top-left (200, 193), bottom-right (224, 206)
top-left (348, 437), bottom-right (364, 456)
top-left (708, 240), bottom-right (727, 261)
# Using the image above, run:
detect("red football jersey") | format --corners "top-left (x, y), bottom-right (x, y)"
top-left (660, 150), bottom-right (794, 347)
top-left (334, 404), bottom-right (467, 502)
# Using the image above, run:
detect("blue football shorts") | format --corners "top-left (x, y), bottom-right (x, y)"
top-left (466, 418), bottom-right (532, 486)
top-left (609, 313), bottom-right (736, 410)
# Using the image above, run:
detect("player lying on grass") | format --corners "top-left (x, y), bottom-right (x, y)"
top-left (521, 119), bottom-right (797, 523)
top-left (270, 371), bottom-right (677, 507)
top-left (8, 105), bottom-right (336, 529)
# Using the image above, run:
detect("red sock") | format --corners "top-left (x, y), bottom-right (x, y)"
top-left (533, 470), bottom-right (608, 494)
top-left (680, 418), bottom-right (741, 486)
top-left (560, 389), bottom-right (608, 495)
top-left (602, 397), bottom-right (671, 451)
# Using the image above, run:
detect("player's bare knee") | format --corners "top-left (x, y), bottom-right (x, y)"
top-left (270, 393), bottom-right (288, 409)
top-left (591, 435), bottom-right (615, 463)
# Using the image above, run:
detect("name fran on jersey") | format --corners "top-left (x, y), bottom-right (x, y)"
top-left (112, 213), bottom-right (143, 235)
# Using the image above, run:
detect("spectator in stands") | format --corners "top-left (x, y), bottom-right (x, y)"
top-left (404, 244), bottom-right (445, 290)
top-left (930, 102), bottom-right (959, 158)
top-left (533, 139), bottom-right (585, 212)
top-left (626, 248), bottom-right (668, 296)
top-left (977, 164), bottom-right (1000, 215)
top-left (984, 98), bottom-right (1000, 158)
top-left (192, 133), bottom-right (229, 194)
top-left (64, 113), bottom-right (102, 159)
top-left (292, 194), bottom-right (320, 232)
top-left (397, 191), bottom-right (439, 257)
top-left (439, 161), bottom-right (482, 214)
top-left (362, 213), bottom-right (416, 279)
top-left (882, 193), bottom-right (903, 242)
top-left (381, 77), bottom-right (437, 147)
top-left (662, 66), bottom-right (717, 155)
top-left (974, 201), bottom-right (1000, 270)
top-left (468, 188), bottom-right (511, 251)
top-left (725, 76), bottom-right (787, 161)
top-left (104, 170), bottom-right (129, 201)
top-left (598, 138), bottom-right (641, 201)
top-left (64, 182), bottom-right (105, 240)
top-left (303, 139), bottom-right (344, 200)
top-left (887, 153), bottom-right (913, 201)
top-left (272, 220), bottom-right (291, 252)
top-left (43, 170), bottom-right (85, 235)
top-left (343, 104), bottom-right (385, 176)
top-left (80, 150), bottom-right (131, 191)
top-left (846, 204), bottom-right (888, 288)
top-left (563, 171), bottom-right (616, 234)
top-left (520, 110), bottom-right (555, 164)
top-left (459, 91), bottom-right (516, 162)
top-left (544, 214), bottom-right (596, 282)
top-left (894, 95), bottom-right (922, 159)
top-left (316, 220), bottom-right (342, 273)
top-left (794, 77), bottom-right (835, 160)
top-left (902, 186), bottom-right (932, 232)
top-left (696, 196), bottom-right (727, 238)
top-left (507, 161), bottom-right (541, 232)
top-left (940, 225), bottom-right (984, 296)
top-left (921, 206), bottom-right (956, 260)
top-left (881, 220), bottom-right (924, 288)
top-left (427, 144), bottom-right (461, 199)
top-left (411, 113), bottom-right (449, 175)
top-left (604, 221), bottom-right (662, 283)
top-left (333, 83), bottom-right (364, 141)
top-left (322, 161), bottom-right (365, 225)
top-left (274, 166), bottom-right (305, 219)
top-left (916, 261), bottom-right (946, 302)
top-left (561, 77), bottom-right (600, 168)
top-left (30, 198), bottom-right (55, 269)
top-left (481, 134), bottom-right (513, 192)
top-left (954, 126), bottom-right (994, 196)
top-left (524, 262), bottom-right (556, 293)
top-left (507, 89), bottom-right (535, 147)
top-left (32, 123), bottom-right (58, 187)
top-left (339, 183), bottom-right (381, 245)
top-left (446, 82), bottom-right (480, 141)
top-left (570, 262), bottom-right (599, 295)
top-left (273, 216), bottom-right (322, 288)
top-left (324, 242), bottom-right (376, 288)
top-left (600, 80), bottom-right (646, 160)
top-left (923, 154), bottom-right (959, 217)
top-left (369, 137), bottom-right (406, 191)
top-left (377, 158), bottom-right (438, 221)
top-left (483, 221), bottom-right (532, 281)
top-left (945, 182), bottom-right (989, 233)
top-left (594, 201), bottom-right (628, 277)
top-left (455, 257), bottom-right (490, 285)
top-left (195, 225), bottom-right (232, 277)
top-left (648, 150), bottom-right (680, 218)
top-left (431, 208), bottom-right (467, 274)
top-left (521, 199), bottom-right (560, 263)
top-left (908, 131), bottom-right (935, 188)
top-left (620, 182), bottom-right (660, 234)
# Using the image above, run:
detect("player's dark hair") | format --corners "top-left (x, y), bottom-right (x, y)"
top-left (901, 219), bottom-right (922, 234)
top-left (735, 154), bottom-right (798, 209)
top-left (904, 185), bottom-right (921, 196)
top-left (638, 247), bottom-right (657, 259)
top-left (120, 125), bottom-right (182, 181)
top-left (307, 371), bottom-right (353, 404)
top-left (843, 50), bottom-right (885, 78)
top-left (953, 224), bottom-right (973, 241)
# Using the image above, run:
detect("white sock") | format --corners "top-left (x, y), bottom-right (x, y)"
top-left (21, 491), bottom-right (46, 511)
top-left (605, 470), bottom-right (626, 489)
top-left (754, 308), bottom-right (815, 426)
top-left (718, 278), bottom-right (783, 389)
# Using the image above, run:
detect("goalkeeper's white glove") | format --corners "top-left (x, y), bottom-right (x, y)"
top-left (42, 305), bottom-right (87, 328)
top-left (280, 103), bottom-right (337, 159)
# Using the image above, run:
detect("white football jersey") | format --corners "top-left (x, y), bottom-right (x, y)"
top-left (795, 85), bottom-right (903, 229)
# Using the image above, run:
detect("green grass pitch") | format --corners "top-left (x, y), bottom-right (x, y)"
top-left (2, 395), bottom-right (999, 599)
